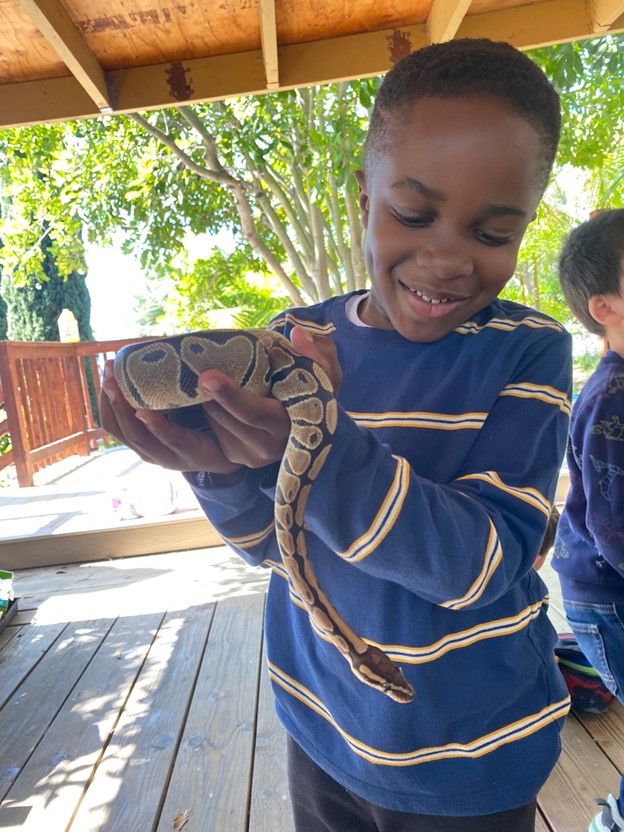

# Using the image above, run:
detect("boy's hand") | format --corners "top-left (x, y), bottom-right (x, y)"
top-left (99, 327), bottom-right (342, 476)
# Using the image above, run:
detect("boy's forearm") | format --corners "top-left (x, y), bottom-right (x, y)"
top-left (185, 464), bottom-right (280, 567)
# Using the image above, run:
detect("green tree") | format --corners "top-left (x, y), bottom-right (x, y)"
top-left (0, 35), bottom-right (622, 331)
top-left (0, 229), bottom-right (93, 341)
top-left (501, 183), bottom-right (577, 321)
top-left (0, 80), bottom-right (374, 317)
top-left (531, 36), bottom-right (624, 173)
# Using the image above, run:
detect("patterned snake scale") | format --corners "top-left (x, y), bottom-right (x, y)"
top-left (114, 329), bottom-right (415, 703)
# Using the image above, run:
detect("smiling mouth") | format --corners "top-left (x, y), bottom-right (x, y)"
top-left (401, 283), bottom-right (468, 305)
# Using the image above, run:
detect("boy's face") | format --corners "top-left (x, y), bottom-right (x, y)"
top-left (356, 96), bottom-right (545, 342)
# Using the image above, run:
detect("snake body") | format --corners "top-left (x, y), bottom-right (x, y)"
top-left (114, 329), bottom-right (415, 703)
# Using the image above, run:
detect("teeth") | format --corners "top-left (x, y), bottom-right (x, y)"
top-left (413, 288), bottom-right (451, 304)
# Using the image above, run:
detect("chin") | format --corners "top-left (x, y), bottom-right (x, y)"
top-left (396, 319), bottom-right (457, 343)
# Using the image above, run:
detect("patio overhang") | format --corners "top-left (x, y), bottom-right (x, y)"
top-left (1, 0), bottom-right (624, 130)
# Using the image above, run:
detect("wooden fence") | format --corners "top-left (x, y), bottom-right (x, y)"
top-left (0, 337), bottom-right (148, 487)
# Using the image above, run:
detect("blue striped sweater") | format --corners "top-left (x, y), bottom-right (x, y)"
top-left (187, 291), bottom-right (573, 816)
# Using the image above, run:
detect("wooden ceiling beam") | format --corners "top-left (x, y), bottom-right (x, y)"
top-left (427, 0), bottom-right (473, 43)
top-left (591, 0), bottom-right (624, 31)
top-left (15, 0), bottom-right (112, 112)
top-left (258, 0), bottom-right (280, 90)
top-left (455, 0), bottom-right (595, 48)
top-left (1, 0), bottom-right (622, 130)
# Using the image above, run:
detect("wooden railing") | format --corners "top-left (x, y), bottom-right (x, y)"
top-left (0, 337), bottom-right (149, 487)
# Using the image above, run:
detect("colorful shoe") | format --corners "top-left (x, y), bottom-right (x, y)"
top-left (554, 633), bottom-right (614, 714)
top-left (588, 795), bottom-right (624, 832)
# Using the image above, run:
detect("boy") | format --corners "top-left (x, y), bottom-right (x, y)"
top-left (553, 209), bottom-right (624, 832)
top-left (101, 39), bottom-right (572, 830)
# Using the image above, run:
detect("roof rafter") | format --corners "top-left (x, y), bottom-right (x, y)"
top-left (15, 0), bottom-right (112, 112)
top-left (1, 0), bottom-right (623, 130)
top-left (258, 0), bottom-right (280, 90)
top-left (427, 0), bottom-right (473, 43)
top-left (591, 0), bottom-right (624, 31)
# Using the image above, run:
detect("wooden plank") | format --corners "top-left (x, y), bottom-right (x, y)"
top-left (16, 0), bottom-right (111, 110)
top-left (0, 618), bottom-right (113, 800)
top-left (9, 548), bottom-right (269, 629)
top-left (0, 514), bottom-right (223, 570)
top-left (577, 699), bottom-right (624, 773)
top-left (427, 0), bottom-right (473, 42)
top-left (0, 623), bottom-right (23, 654)
top-left (592, 0), bottom-right (624, 30)
top-left (248, 639), bottom-right (294, 832)
top-left (457, 0), bottom-right (596, 48)
top-left (0, 620), bottom-right (67, 708)
top-left (156, 593), bottom-right (265, 832)
top-left (0, 343), bottom-right (34, 487)
top-left (535, 807), bottom-right (553, 831)
top-left (258, 0), bottom-right (279, 89)
top-left (538, 712), bottom-right (622, 830)
top-left (0, 612), bottom-right (163, 830)
top-left (3, 2), bottom-right (624, 130)
top-left (68, 603), bottom-right (216, 831)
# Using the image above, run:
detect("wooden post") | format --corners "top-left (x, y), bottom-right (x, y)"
top-left (0, 341), bottom-right (34, 487)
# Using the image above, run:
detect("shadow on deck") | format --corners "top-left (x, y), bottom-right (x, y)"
top-left (0, 453), bottom-right (620, 831)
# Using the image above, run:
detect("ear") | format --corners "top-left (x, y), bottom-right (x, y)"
top-left (588, 294), bottom-right (623, 327)
top-left (354, 170), bottom-right (370, 229)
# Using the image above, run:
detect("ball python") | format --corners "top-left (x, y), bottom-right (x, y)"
top-left (113, 328), bottom-right (415, 704)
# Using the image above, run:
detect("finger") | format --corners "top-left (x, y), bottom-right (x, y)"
top-left (289, 327), bottom-right (343, 393)
top-left (102, 364), bottom-right (237, 472)
top-left (198, 370), bottom-right (289, 433)
top-left (201, 399), bottom-right (289, 468)
top-left (135, 409), bottom-right (241, 473)
top-left (100, 364), bottom-right (142, 443)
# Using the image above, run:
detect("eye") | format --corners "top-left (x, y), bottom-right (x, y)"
top-left (473, 228), bottom-right (515, 247)
top-left (391, 208), bottom-right (433, 228)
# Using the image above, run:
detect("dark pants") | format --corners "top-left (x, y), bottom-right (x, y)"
top-left (287, 736), bottom-right (536, 832)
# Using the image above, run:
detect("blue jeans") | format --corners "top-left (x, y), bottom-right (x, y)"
top-left (563, 599), bottom-right (624, 810)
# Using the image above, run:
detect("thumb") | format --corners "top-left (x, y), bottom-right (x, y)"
top-left (290, 326), bottom-right (342, 394)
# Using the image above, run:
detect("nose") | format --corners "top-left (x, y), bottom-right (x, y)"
top-left (416, 240), bottom-right (474, 280)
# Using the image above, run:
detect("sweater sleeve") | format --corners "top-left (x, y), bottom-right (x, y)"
top-left (291, 328), bottom-right (572, 608)
top-left (184, 464), bottom-right (280, 568)
top-left (575, 371), bottom-right (624, 571)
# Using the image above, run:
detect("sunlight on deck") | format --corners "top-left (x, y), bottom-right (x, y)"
top-left (24, 547), bottom-right (269, 624)
top-left (24, 549), bottom-right (270, 625)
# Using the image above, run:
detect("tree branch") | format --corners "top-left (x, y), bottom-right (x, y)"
top-left (128, 112), bottom-right (236, 188)
top-left (129, 111), bottom-right (304, 306)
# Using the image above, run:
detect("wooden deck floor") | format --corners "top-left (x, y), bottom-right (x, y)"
top-left (0, 547), bottom-right (622, 831)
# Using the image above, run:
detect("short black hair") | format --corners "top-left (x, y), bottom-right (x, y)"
top-left (365, 38), bottom-right (561, 193)
top-left (558, 209), bottom-right (624, 336)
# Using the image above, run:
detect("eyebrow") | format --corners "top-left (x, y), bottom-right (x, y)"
top-left (391, 177), bottom-right (442, 201)
top-left (391, 176), bottom-right (527, 219)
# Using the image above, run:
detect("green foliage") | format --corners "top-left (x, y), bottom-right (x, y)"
top-left (572, 345), bottom-right (602, 395)
top-left (1, 231), bottom-right (93, 341)
top-left (530, 36), bottom-right (624, 171)
top-left (157, 247), bottom-right (291, 331)
top-left (0, 80), bottom-right (376, 306)
top-left (1, 37), bottom-right (623, 337)
top-left (0, 128), bottom-right (88, 286)
top-left (501, 184), bottom-right (577, 323)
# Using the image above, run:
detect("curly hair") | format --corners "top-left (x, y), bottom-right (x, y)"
top-left (365, 39), bottom-right (561, 193)
top-left (558, 209), bottom-right (624, 336)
